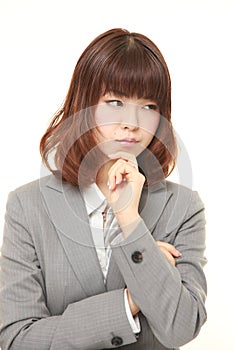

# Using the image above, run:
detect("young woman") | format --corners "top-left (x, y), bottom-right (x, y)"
top-left (0, 28), bottom-right (207, 350)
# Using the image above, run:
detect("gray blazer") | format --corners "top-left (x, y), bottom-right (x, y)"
top-left (0, 175), bottom-right (207, 350)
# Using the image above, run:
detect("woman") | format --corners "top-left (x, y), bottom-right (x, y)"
top-left (0, 28), bottom-right (207, 349)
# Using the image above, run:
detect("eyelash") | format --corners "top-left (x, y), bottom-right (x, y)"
top-left (143, 104), bottom-right (158, 111)
top-left (106, 100), bottom-right (158, 111)
top-left (107, 100), bottom-right (123, 107)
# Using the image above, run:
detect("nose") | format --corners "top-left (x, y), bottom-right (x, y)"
top-left (120, 104), bottom-right (139, 130)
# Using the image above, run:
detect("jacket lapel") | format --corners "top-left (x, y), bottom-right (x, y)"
top-left (40, 176), bottom-right (173, 294)
top-left (40, 175), bottom-right (106, 297)
top-left (139, 181), bottom-right (173, 236)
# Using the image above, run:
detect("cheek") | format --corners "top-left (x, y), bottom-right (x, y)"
top-left (139, 114), bottom-right (160, 135)
top-left (97, 125), bottom-right (116, 139)
top-left (141, 131), bottom-right (154, 146)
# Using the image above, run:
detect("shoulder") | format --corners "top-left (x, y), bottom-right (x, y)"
top-left (11, 174), bottom-right (66, 194)
top-left (9, 175), bottom-right (50, 195)
top-left (164, 180), bottom-right (205, 227)
top-left (4, 175), bottom-right (67, 226)
top-left (165, 180), bottom-right (204, 207)
top-left (145, 180), bottom-right (205, 224)
top-left (149, 181), bottom-right (206, 237)
top-left (6, 175), bottom-right (58, 207)
top-left (166, 180), bottom-right (194, 195)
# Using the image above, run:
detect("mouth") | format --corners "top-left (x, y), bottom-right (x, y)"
top-left (116, 138), bottom-right (138, 147)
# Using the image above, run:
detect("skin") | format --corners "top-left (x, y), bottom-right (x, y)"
top-left (94, 94), bottom-right (181, 316)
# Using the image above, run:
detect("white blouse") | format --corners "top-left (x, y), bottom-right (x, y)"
top-left (81, 183), bottom-right (140, 334)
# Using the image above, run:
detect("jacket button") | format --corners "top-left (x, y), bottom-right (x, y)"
top-left (132, 251), bottom-right (143, 263)
top-left (111, 336), bottom-right (123, 346)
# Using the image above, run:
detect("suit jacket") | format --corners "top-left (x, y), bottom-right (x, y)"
top-left (0, 175), bottom-right (207, 350)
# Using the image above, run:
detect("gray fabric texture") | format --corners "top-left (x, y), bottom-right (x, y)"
top-left (0, 175), bottom-right (207, 349)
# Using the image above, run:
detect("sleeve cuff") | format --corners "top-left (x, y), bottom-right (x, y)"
top-left (123, 289), bottom-right (141, 334)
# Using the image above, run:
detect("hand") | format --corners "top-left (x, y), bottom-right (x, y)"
top-left (125, 288), bottom-right (140, 316)
top-left (107, 152), bottom-right (144, 233)
top-left (156, 241), bottom-right (182, 266)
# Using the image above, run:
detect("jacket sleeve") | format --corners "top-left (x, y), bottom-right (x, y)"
top-left (110, 190), bottom-right (207, 348)
top-left (0, 191), bottom-right (137, 350)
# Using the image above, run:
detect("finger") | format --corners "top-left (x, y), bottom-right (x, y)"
top-left (108, 160), bottom-right (127, 190)
top-left (157, 240), bottom-right (182, 257)
top-left (108, 152), bottom-right (138, 169)
top-left (159, 246), bottom-right (176, 266)
top-left (157, 240), bottom-right (181, 257)
top-left (108, 160), bottom-right (138, 190)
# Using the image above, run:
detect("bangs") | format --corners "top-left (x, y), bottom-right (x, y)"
top-left (100, 41), bottom-right (169, 106)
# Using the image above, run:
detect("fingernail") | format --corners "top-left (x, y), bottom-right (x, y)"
top-left (174, 249), bottom-right (182, 257)
top-left (107, 180), bottom-right (112, 190)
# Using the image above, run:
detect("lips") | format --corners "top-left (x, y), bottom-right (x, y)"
top-left (116, 138), bottom-right (138, 147)
top-left (116, 138), bottom-right (137, 143)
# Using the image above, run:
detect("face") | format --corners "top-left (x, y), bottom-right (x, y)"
top-left (94, 93), bottom-right (160, 157)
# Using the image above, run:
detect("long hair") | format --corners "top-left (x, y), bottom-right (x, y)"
top-left (40, 28), bottom-right (177, 186)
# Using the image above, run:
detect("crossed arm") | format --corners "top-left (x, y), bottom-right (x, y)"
top-left (0, 178), bottom-right (207, 349)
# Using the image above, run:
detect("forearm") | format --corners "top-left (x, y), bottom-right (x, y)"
top-left (0, 289), bottom-right (137, 350)
top-left (111, 219), bottom-right (207, 348)
top-left (50, 289), bottom-right (137, 350)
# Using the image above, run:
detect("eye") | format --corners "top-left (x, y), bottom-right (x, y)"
top-left (106, 100), bottom-right (123, 107)
top-left (143, 104), bottom-right (158, 111)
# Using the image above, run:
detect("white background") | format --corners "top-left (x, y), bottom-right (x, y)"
top-left (0, 0), bottom-right (233, 349)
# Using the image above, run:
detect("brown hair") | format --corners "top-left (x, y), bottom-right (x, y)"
top-left (40, 28), bottom-right (177, 186)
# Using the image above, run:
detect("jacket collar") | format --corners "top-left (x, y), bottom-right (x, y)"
top-left (81, 182), bottom-right (107, 216)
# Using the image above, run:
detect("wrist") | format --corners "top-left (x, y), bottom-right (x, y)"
top-left (116, 213), bottom-right (141, 238)
top-left (126, 288), bottom-right (140, 316)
